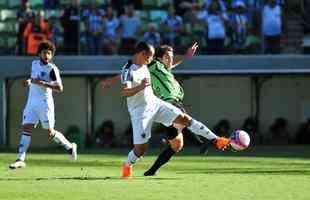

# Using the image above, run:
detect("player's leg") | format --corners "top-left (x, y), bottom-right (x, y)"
top-left (144, 126), bottom-right (183, 176)
top-left (9, 123), bottom-right (34, 169)
top-left (40, 105), bottom-right (77, 161)
top-left (171, 101), bottom-right (209, 154)
top-left (48, 128), bottom-right (77, 161)
top-left (9, 106), bottom-right (38, 169)
top-left (173, 115), bottom-right (230, 150)
top-left (123, 113), bottom-right (153, 178)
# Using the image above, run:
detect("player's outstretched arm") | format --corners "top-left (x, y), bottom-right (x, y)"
top-left (121, 78), bottom-right (150, 97)
top-left (171, 42), bottom-right (198, 69)
top-left (31, 78), bottom-right (63, 92)
top-left (101, 75), bottom-right (121, 90)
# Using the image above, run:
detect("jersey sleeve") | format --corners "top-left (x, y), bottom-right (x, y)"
top-left (50, 66), bottom-right (62, 85)
top-left (121, 66), bottom-right (132, 88)
top-left (30, 61), bottom-right (39, 79)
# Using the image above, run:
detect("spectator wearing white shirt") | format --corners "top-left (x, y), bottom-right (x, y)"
top-left (102, 6), bottom-right (120, 55)
top-left (262, 0), bottom-right (283, 54)
top-left (118, 5), bottom-right (141, 55)
top-left (230, 1), bottom-right (248, 53)
top-left (160, 6), bottom-right (183, 46)
top-left (143, 23), bottom-right (161, 47)
top-left (205, 0), bottom-right (228, 54)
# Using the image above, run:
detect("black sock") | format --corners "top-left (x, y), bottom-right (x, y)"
top-left (144, 146), bottom-right (176, 176)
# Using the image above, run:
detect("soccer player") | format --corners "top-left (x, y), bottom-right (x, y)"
top-left (143, 43), bottom-right (211, 176)
top-left (120, 42), bottom-right (229, 178)
top-left (9, 41), bottom-right (77, 169)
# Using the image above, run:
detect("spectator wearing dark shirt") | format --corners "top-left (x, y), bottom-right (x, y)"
top-left (296, 119), bottom-right (310, 144)
top-left (44, 0), bottom-right (60, 10)
top-left (60, 0), bottom-right (81, 55)
top-left (17, 1), bottom-right (35, 55)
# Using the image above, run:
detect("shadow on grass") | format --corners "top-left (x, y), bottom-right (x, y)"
top-left (0, 176), bottom-right (181, 182)
top-left (176, 167), bottom-right (310, 176)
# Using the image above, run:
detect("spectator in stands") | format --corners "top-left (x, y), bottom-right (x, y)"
top-left (48, 17), bottom-right (61, 48)
top-left (203, 0), bottom-right (227, 12)
top-left (173, 0), bottom-right (201, 21)
top-left (118, 5), bottom-right (141, 55)
top-left (95, 120), bottom-right (115, 148)
top-left (262, 0), bottom-right (283, 54)
top-left (102, 6), bottom-right (120, 55)
top-left (230, 1), bottom-right (248, 53)
top-left (296, 118), bottom-right (310, 144)
top-left (204, 0), bottom-right (229, 54)
top-left (17, 1), bottom-right (35, 55)
top-left (83, 1), bottom-right (104, 55)
top-left (269, 118), bottom-right (290, 145)
top-left (160, 6), bottom-right (183, 46)
top-left (44, 0), bottom-right (60, 10)
top-left (23, 11), bottom-right (50, 55)
top-left (143, 23), bottom-right (161, 47)
top-left (60, 0), bottom-right (81, 55)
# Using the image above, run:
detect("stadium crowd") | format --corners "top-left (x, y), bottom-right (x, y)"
top-left (7, 0), bottom-right (289, 55)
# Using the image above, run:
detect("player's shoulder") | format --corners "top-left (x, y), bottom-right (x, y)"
top-left (31, 59), bottom-right (40, 67)
top-left (121, 60), bottom-right (134, 71)
top-left (148, 60), bottom-right (165, 71)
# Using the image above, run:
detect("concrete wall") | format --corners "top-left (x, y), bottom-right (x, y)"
top-left (7, 75), bottom-right (310, 147)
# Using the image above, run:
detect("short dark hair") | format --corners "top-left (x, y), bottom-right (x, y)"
top-left (135, 41), bottom-right (153, 54)
top-left (37, 41), bottom-right (56, 55)
top-left (155, 45), bottom-right (173, 59)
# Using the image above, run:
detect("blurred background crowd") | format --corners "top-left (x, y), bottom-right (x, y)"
top-left (0, 0), bottom-right (309, 55)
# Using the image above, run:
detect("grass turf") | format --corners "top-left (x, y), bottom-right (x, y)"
top-left (0, 146), bottom-right (309, 200)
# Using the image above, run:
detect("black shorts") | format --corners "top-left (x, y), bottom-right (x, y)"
top-left (166, 100), bottom-right (187, 140)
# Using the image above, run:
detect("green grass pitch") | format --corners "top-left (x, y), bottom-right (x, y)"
top-left (0, 146), bottom-right (309, 200)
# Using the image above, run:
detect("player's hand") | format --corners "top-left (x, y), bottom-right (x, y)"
top-left (22, 79), bottom-right (31, 87)
top-left (213, 137), bottom-right (230, 151)
top-left (101, 78), bottom-right (113, 90)
top-left (31, 78), bottom-right (45, 86)
top-left (141, 78), bottom-right (150, 88)
top-left (186, 42), bottom-right (198, 58)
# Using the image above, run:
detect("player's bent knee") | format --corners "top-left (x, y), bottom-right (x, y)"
top-left (133, 144), bottom-right (148, 157)
top-left (170, 138), bottom-right (184, 152)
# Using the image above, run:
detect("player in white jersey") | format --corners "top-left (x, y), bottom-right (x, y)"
top-left (121, 42), bottom-right (230, 178)
top-left (9, 41), bottom-right (77, 169)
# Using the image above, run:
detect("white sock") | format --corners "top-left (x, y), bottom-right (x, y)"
top-left (51, 130), bottom-right (73, 150)
top-left (126, 150), bottom-right (140, 165)
top-left (17, 133), bottom-right (31, 161)
top-left (187, 119), bottom-right (218, 140)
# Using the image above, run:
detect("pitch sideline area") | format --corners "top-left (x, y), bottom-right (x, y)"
top-left (0, 146), bottom-right (309, 200)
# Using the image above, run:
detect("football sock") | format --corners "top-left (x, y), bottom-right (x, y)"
top-left (17, 133), bottom-right (31, 161)
top-left (187, 119), bottom-right (218, 140)
top-left (126, 150), bottom-right (140, 165)
top-left (144, 146), bottom-right (175, 176)
top-left (51, 130), bottom-right (73, 150)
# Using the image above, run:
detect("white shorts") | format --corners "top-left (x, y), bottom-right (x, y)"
top-left (130, 98), bottom-right (183, 144)
top-left (22, 101), bottom-right (55, 129)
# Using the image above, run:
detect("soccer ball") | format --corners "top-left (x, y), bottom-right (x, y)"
top-left (230, 130), bottom-right (250, 151)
